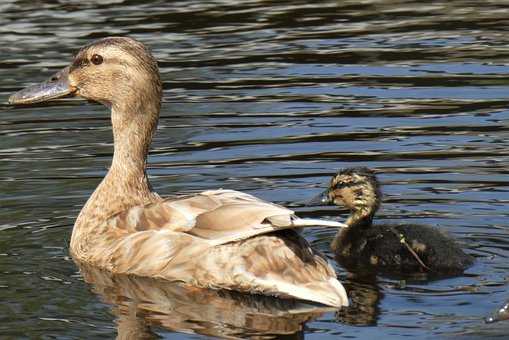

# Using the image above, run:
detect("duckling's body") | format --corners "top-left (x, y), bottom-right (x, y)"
top-left (9, 37), bottom-right (348, 307)
top-left (334, 221), bottom-right (473, 273)
top-left (312, 167), bottom-right (473, 274)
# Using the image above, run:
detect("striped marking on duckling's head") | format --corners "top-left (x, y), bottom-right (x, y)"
top-left (328, 167), bottom-right (382, 217)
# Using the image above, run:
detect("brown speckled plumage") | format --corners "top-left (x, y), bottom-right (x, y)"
top-left (10, 37), bottom-right (348, 307)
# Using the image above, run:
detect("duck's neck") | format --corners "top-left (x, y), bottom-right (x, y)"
top-left (76, 99), bottom-right (161, 226)
top-left (108, 100), bottom-right (158, 193)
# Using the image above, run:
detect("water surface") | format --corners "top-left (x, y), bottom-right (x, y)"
top-left (1, 0), bottom-right (508, 338)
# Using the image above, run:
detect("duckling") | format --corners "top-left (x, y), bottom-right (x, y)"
top-left (310, 167), bottom-right (473, 274)
top-left (8, 37), bottom-right (349, 307)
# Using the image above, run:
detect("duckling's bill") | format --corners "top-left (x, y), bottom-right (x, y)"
top-left (307, 189), bottom-right (333, 206)
top-left (9, 66), bottom-right (76, 105)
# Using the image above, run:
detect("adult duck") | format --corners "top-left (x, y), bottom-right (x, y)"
top-left (9, 37), bottom-right (348, 307)
top-left (309, 167), bottom-right (473, 274)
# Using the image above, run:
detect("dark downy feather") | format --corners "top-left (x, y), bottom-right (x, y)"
top-left (322, 167), bottom-right (473, 275)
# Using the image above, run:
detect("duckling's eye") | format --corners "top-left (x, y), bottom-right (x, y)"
top-left (335, 182), bottom-right (347, 189)
top-left (91, 54), bottom-right (103, 65)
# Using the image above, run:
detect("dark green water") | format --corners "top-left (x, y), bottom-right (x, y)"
top-left (1, 0), bottom-right (508, 338)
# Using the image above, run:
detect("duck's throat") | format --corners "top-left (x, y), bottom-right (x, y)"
top-left (75, 104), bottom-right (160, 227)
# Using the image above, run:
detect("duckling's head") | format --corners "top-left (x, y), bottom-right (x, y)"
top-left (327, 167), bottom-right (381, 213)
top-left (9, 37), bottom-right (162, 113)
top-left (310, 167), bottom-right (382, 226)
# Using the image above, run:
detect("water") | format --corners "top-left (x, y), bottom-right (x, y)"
top-left (1, 0), bottom-right (508, 338)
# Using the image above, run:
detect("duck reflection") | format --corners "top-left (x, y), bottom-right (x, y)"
top-left (78, 262), bottom-right (334, 339)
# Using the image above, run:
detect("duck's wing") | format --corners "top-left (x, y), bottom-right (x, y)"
top-left (89, 189), bottom-right (349, 308)
top-left (108, 189), bottom-right (346, 245)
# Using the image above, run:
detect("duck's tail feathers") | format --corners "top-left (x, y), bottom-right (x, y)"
top-left (209, 215), bottom-right (347, 246)
top-left (203, 234), bottom-right (349, 308)
top-left (267, 277), bottom-right (349, 308)
top-left (289, 217), bottom-right (347, 228)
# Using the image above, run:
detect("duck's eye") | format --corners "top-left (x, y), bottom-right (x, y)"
top-left (91, 54), bottom-right (103, 65)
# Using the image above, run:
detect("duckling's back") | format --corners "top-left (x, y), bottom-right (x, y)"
top-left (334, 223), bottom-right (473, 274)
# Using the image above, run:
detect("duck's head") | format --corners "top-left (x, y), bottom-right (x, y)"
top-left (9, 37), bottom-right (162, 113)
top-left (309, 167), bottom-right (382, 219)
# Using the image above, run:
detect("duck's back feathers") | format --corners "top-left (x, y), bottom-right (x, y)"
top-left (198, 230), bottom-right (348, 307)
top-left (106, 189), bottom-right (346, 245)
top-left (74, 189), bottom-right (349, 307)
top-left (334, 223), bottom-right (473, 274)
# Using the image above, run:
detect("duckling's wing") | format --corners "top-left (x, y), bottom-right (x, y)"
top-left (110, 189), bottom-right (345, 245)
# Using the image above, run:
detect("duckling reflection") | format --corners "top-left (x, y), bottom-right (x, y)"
top-left (334, 273), bottom-right (382, 326)
top-left (310, 167), bottom-right (473, 275)
top-left (78, 262), bottom-right (332, 339)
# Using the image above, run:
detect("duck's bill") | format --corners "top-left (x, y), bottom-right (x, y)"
top-left (8, 66), bottom-right (76, 105)
top-left (306, 190), bottom-right (332, 206)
